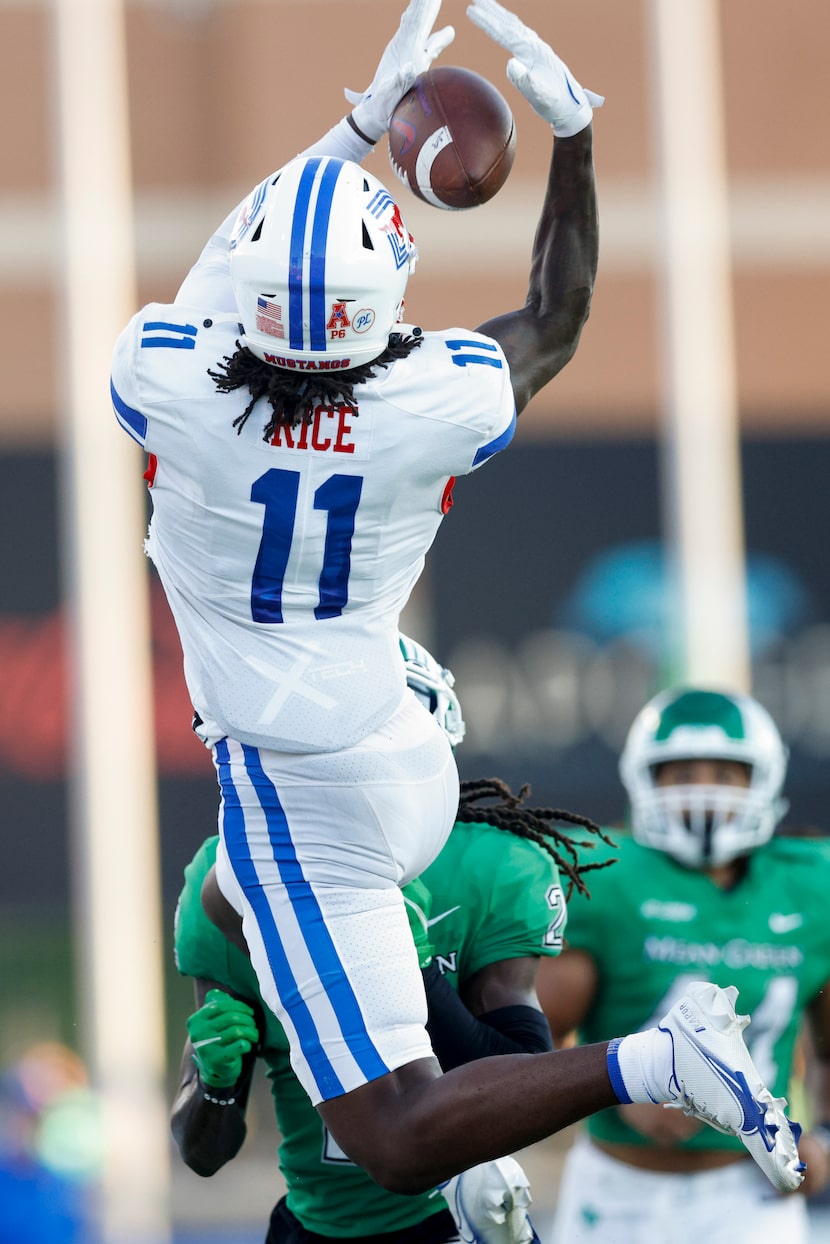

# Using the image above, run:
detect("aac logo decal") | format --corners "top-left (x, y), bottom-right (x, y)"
top-left (352, 308), bottom-right (375, 334)
top-left (326, 302), bottom-right (352, 331)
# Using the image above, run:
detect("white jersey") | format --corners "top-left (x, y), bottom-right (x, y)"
top-left (111, 308), bottom-right (514, 752)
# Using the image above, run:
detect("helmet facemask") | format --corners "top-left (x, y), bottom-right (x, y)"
top-left (631, 776), bottom-right (781, 867)
top-left (400, 634), bottom-right (465, 749)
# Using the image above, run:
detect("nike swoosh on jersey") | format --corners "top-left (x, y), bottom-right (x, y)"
top-left (768, 913), bottom-right (805, 934)
top-left (426, 905), bottom-right (461, 928)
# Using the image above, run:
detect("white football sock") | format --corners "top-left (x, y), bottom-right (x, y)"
top-left (607, 1029), bottom-right (675, 1104)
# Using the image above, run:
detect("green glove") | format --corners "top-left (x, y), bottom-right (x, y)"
top-left (186, 989), bottom-right (260, 1089)
top-left (403, 878), bottom-right (435, 970)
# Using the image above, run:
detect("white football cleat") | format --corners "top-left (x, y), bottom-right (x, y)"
top-left (658, 981), bottom-right (804, 1193)
top-left (440, 1156), bottom-right (540, 1244)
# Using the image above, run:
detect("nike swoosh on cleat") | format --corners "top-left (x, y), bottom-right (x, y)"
top-left (685, 1034), bottom-right (773, 1146)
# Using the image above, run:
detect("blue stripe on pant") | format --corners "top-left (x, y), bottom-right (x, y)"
top-left (215, 738), bottom-right (390, 1100)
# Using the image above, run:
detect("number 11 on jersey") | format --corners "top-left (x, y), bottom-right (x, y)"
top-left (250, 468), bottom-right (363, 623)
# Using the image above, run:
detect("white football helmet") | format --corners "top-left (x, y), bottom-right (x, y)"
top-left (400, 633), bottom-right (466, 749)
top-left (619, 687), bottom-right (789, 867)
top-left (229, 156), bottom-right (418, 371)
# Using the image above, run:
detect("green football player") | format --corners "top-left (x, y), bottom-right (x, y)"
top-left (539, 686), bottom-right (830, 1244)
top-left (171, 640), bottom-right (612, 1243)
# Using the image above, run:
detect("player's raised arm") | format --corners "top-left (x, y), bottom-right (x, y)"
top-left (467, 0), bottom-right (602, 415)
top-left (175, 0), bottom-right (454, 310)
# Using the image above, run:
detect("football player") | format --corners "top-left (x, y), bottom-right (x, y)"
top-left (110, 0), bottom-right (801, 1197)
top-left (538, 687), bottom-right (830, 1243)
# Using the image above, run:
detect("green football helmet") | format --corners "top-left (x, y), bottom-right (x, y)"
top-left (399, 633), bottom-right (465, 748)
top-left (619, 687), bottom-right (789, 867)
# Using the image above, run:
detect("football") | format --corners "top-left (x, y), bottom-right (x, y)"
top-left (388, 66), bottom-right (516, 211)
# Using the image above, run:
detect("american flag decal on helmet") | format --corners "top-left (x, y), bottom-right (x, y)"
top-left (256, 296), bottom-right (285, 339)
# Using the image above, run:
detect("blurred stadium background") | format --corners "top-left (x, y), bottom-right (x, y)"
top-left (1, 0), bottom-right (829, 1239)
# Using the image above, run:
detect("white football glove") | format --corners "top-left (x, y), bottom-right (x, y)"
top-left (467, 0), bottom-right (603, 137)
top-left (440, 1157), bottom-right (539, 1244)
top-left (345, 0), bottom-right (455, 143)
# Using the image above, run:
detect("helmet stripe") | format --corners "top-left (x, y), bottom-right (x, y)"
top-left (288, 159), bottom-right (322, 351)
top-left (308, 159), bottom-right (344, 351)
top-left (287, 158), bottom-right (345, 353)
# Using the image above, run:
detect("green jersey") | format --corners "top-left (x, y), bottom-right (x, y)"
top-left (563, 830), bottom-right (830, 1151)
top-left (174, 824), bottom-right (564, 1237)
top-left (418, 819), bottom-right (568, 984)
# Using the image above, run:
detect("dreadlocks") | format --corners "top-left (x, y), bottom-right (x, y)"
top-left (208, 331), bottom-right (424, 442)
top-left (456, 777), bottom-right (617, 900)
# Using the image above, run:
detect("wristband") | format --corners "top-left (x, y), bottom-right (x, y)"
top-left (298, 116), bottom-right (376, 166)
top-left (196, 1067), bottom-right (238, 1106)
top-left (345, 113), bottom-right (376, 147)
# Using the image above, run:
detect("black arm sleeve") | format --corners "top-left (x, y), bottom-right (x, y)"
top-left (170, 1046), bottom-right (258, 1177)
top-left (421, 962), bottom-right (553, 1072)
